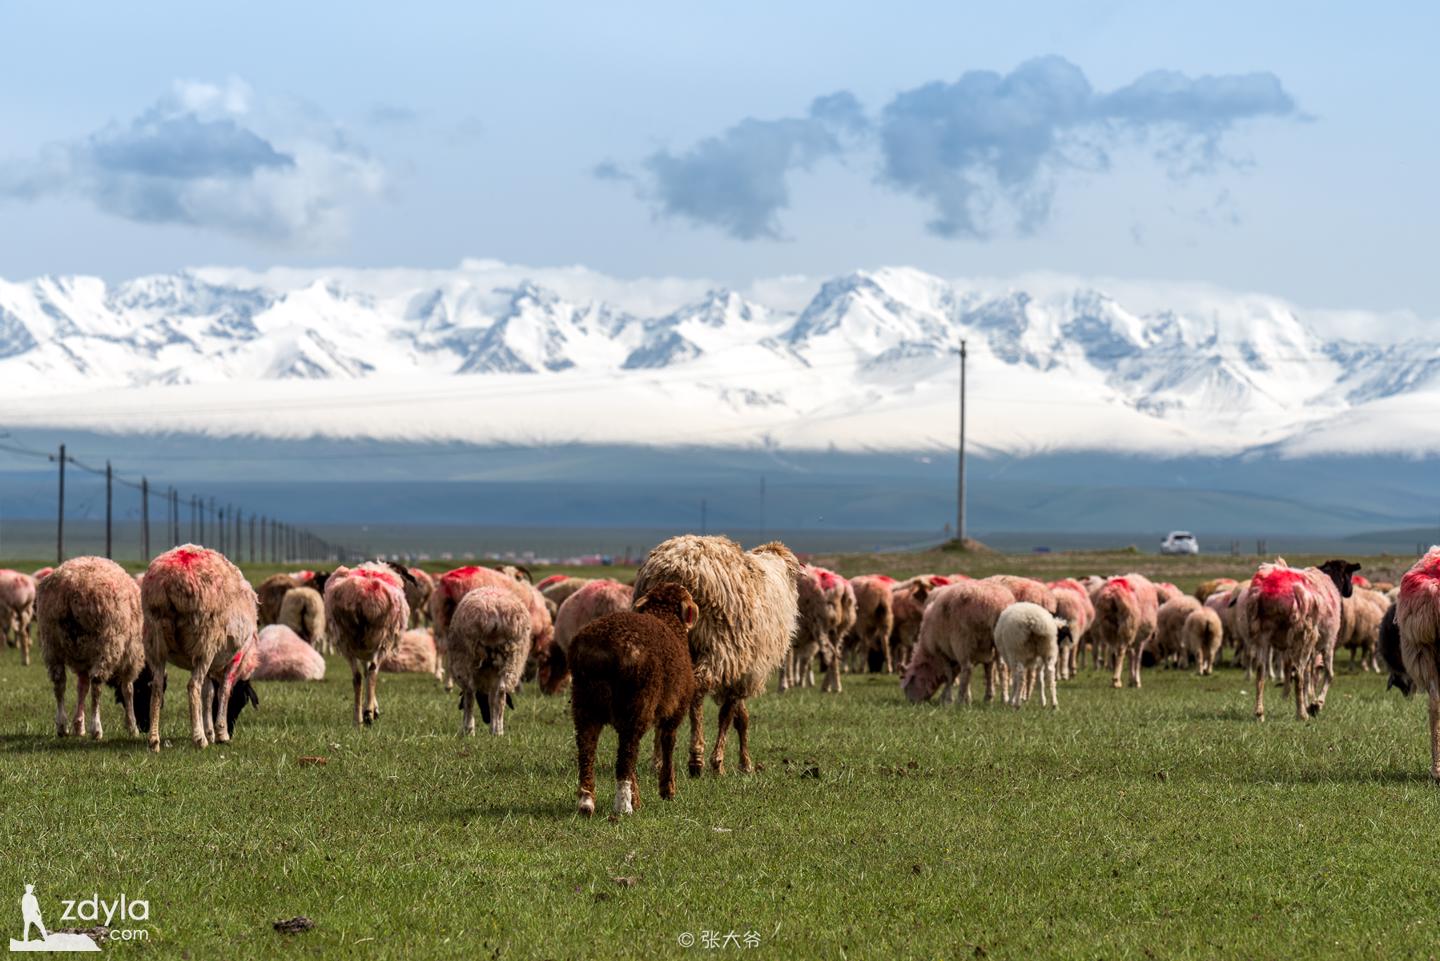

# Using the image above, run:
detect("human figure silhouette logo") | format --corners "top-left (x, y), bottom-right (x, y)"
top-left (8, 886), bottom-right (100, 953)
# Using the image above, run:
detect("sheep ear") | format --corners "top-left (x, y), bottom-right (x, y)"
top-left (682, 599), bottom-right (699, 628)
top-left (633, 593), bottom-right (651, 612)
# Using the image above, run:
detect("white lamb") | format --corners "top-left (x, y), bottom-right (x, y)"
top-left (993, 602), bottom-right (1070, 709)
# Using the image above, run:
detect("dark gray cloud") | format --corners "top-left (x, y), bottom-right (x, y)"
top-left (0, 79), bottom-right (383, 243)
top-left (626, 92), bottom-right (864, 240)
top-left (611, 57), bottom-right (1297, 241)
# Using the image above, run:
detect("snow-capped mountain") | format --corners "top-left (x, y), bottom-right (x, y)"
top-left (0, 262), bottom-right (1436, 456)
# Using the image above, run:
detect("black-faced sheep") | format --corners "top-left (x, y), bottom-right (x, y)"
top-left (325, 562), bottom-right (413, 726)
top-left (38, 557), bottom-right (144, 739)
top-left (448, 586), bottom-right (532, 736)
top-left (993, 601), bottom-right (1071, 709)
top-left (1240, 558), bottom-right (1357, 721)
top-left (632, 535), bottom-right (800, 777)
top-left (569, 582), bottom-right (699, 816)
top-left (141, 545), bottom-right (259, 750)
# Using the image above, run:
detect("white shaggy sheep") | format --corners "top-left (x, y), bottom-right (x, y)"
top-left (632, 535), bottom-right (800, 777)
top-left (993, 601), bottom-right (1068, 709)
top-left (37, 557), bottom-right (144, 739)
top-left (448, 586), bottom-right (532, 736)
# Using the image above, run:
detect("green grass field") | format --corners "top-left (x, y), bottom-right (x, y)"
top-left (1, 550), bottom-right (1435, 959)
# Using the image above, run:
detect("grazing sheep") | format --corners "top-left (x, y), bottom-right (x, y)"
top-left (1379, 604), bottom-right (1410, 697)
top-left (1048, 579), bottom-right (1095, 679)
top-left (1240, 558), bottom-right (1357, 721)
top-left (325, 562), bottom-right (413, 726)
top-left (539, 576), bottom-right (593, 609)
top-left (901, 580), bottom-right (1013, 705)
top-left (540, 579), bottom-right (634, 695)
top-left (890, 575), bottom-right (950, 671)
top-left (429, 565), bottom-right (552, 689)
top-left (121, 663), bottom-right (258, 737)
top-left (993, 601), bottom-right (1070, 709)
top-left (1195, 578), bottom-right (1238, 604)
top-left (1092, 574), bottom-right (1160, 689)
top-left (405, 568), bottom-right (435, 627)
top-left (570, 582), bottom-right (699, 816)
top-left (844, 574), bottom-right (896, 673)
top-left (984, 575), bottom-right (1057, 613)
top-left (632, 535), bottom-right (800, 777)
top-left (141, 545), bottom-right (259, 750)
top-left (244, 625), bottom-right (326, 681)
top-left (1393, 549), bottom-right (1440, 777)
top-left (38, 557), bottom-right (144, 739)
top-left (380, 628), bottom-right (438, 675)
top-left (782, 567), bottom-right (855, 693)
top-left (1183, 606), bottom-right (1224, 676)
top-left (0, 569), bottom-right (37, 665)
top-left (278, 586), bottom-right (327, 654)
top-left (1154, 595), bottom-right (1203, 667)
top-left (448, 586), bottom-right (532, 735)
top-left (256, 573), bottom-right (300, 626)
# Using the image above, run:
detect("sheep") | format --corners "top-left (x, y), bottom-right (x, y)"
top-left (984, 575), bottom-right (1057, 613)
top-left (1154, 596), bottom-right (1203, 668)
top-left (1195, 578), bottom-right (1238, 604)
top-left (813, 568), bottom-right (857, 692)
top-left (890, 575), bottom-right (950, 671)
top-left (782, 567), bottom-right (854, 693)
top-left (539, 579), bottom-right (634, 695)
top-left (380, 628), bottom-right (438, 675)
top-left (325, 561), bottom-right (413, 726)
top-left (901, 580), bottom-right (1013, 705)
top-left (570, 582), bottom-right (699, 816)
top-left (278, 586), bottom-right (327, 654)
top-left (1092, 574), bottom-right (1160, 689)
top-left (244, 625), bottom-right (326, 681)
top-left (120, 663), bottom-right (258, 738)
top-left (1048, 579), bottom-right (1095, 679)
top-left (539, 576), bottom-right (593, 609)
top-left (0, 569), bottom-right (37, 665)
top-left (1340, 588), bottom-right (1387, 672)
top-left (1154, 582), bottom-right (1184, 605)
top-left (844, 574), bottom-right (895, 673)
top-left (429, 565), bottom-right (552, 689)
top-left (1391, 549), bottom-right (1440, 777)
top-left (632, 535), bottom-right (800, 777)
top-left (256, 573), bottom-right (300, 626)
top-left (1182, 606), bottom-right (1224, 675)
top-left (404, 567), bottom-right (434, 628)
top-left (1240, 558), bottom-right (1358, 721)
top-left (141, 545), bottom-right (259, 750)
top-left (993, 601), bottom-right (1070, 709)
top-left (448, 586), bottom-right (532, 735)
top-left (32, 566), bottom-right (54, 581)
top-left (37, 557), bottom-right (144, 739)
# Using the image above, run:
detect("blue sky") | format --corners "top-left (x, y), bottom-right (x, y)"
top-left (0, 1), bottom-right (1434, 313)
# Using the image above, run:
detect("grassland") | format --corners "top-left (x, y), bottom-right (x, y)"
top-left (0, 549), bottom-right (1435, 960)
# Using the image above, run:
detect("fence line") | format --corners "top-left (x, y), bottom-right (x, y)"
top-left (0, 436), bottom-right (349, 566)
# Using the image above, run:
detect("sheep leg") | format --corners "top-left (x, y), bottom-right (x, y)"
top-left (711, 697), bottom-right (736, 776)
top-left (19, 616), bottom-right (30, 666)
top-left (147, 665), bottom-right (165, 752)
top-left (88, 675), bottom-right (105, 740)
top-left (1312, 646), bottom-right (1336, 716)
top-left (1292, 661), bottom-right (1308, 722)
top-left (657, 716), bottom-right (680, 800)
top-left (957, 663), bottom-right (973, 706)
top-left (938, 676), bottom-right (957, 705)
top-left (214, 671), bottom-right (233, 746)
top-left (825, 640), bottom-right (843, 694)
top-left (350, 660), bottom-right (364, 726)
top-left (1008, 661), bottom-right (1024, 709)
top-left (777, 651), bottom-right (790, 693)
top-left (365, 660), bottom-right (381, 724)
top-left (71, 673), bottom-right (89, 737)
top-left (687, 693), bottom-right (706, 779)
top-left (733, 699), bottom-right (753, 774)
top-left (188, 668), bottom-right (209, 748)
top-left (575, 717), bottom-right (602, 816)
top-left (1111, 648), bottom-right (1126, 688)
top-left (50, 665), bottom-right (67, 737)
top-left (983, 660), bottom-right (996, 702)
top-left (614, 722), bottom-right (641, 815)
top-left (488, 688), bottom-right (506, 736)
top-left (121, 681), bottom-right (139, 736)
top-left (1428, 683), bottom-right (1440, 781)
top-left (199, 671), bottom-right (216, 745)
top-left (1129, 646), bottom-right (1143, 688)
top-left (458, 687), bottom-right (475, 736)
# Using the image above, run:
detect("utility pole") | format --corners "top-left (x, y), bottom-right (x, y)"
top-left (957, 338), bottom-right (967, 546)
top-left (55, 444), bottom-right (65, 565)
top-left (105, 461), bottom-right (113, 560)
top-left (141, 477), bottom-right (150, 561)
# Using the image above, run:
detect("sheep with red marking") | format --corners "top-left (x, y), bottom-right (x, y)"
top-left (782, 567), bottom-right (855, 693)
top-left (570, 582), bottom-right (699, 816)
top-left (1155, 582), bottom-right (1184, 605)
top-left (278, 586), bottom-right (327, 654)
top-left (244, 624), bottom-right (326, 681)
top-left (844, 574), bottom-right (896, 673)
top-left (539, 576), bottom-right (592, 609)
top-left (1240, 558), bottom-right (1357, 721)
top-left (814, 568), bottom-right (857, 692)
top-left (1182, 606), bottom-right (1224, 675)
top-left (632, 535), bottom-right (800, 777)
top-left (994, 602), bottom-right (1071, 709)
top-left (1048, 579), bottom-right (1095, 679)
top-left (539, 578), bottom-right (633, 695)
top-left (1390, 549), bottom-right (1440, 778)
top-left (429, 565), bottom-right (551, 689)
top-left (448, 586), bottom-right (532, 735)
top-left (0, 569), bottom-right (37, 665)
top-left (890, 575), bottom-right (950, 671)
top-left (902, 580), bottom-right (1013, 706)
top-left (141, 545), bottom-right (259, 750)
top-left (1092, 574), bottom-right (1160, 689)
top-left (325, 561), bottom-right (413, 726)
top-left (38, 557), bottom-right (144, 739)
top-left (984, 575), bottom-right (1057, 613)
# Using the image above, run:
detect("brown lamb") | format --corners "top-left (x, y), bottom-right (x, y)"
top-left (569, 582), bottom-right (699, 817)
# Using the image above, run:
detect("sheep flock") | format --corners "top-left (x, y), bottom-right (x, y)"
top-left (13, 537), bottom-right (1440, 813)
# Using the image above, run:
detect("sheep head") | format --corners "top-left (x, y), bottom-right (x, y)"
top-left (1319, 559), bottom-right (1362, 599)
top-left (634, 582), bottom-right (699, 633)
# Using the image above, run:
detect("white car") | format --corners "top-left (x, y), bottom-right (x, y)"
top-left (1160, 531), bottom-right (1199, 555)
